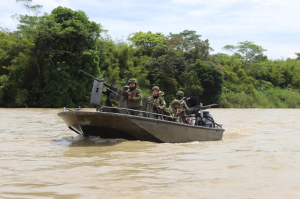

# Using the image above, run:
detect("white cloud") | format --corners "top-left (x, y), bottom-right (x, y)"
top-left (0, 0), bottom-right (299, 59)
top-left (187, 9), bottom-right (214, 17)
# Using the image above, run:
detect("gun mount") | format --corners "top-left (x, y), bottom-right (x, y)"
top-left (80, 70), bottom-right (127, 105)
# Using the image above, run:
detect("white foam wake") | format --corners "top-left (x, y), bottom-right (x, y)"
top-left (52, 135), bottom-right (126, 146)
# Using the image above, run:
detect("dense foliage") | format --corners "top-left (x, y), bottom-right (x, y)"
top-left (1, 4), bottom-right (300, 108)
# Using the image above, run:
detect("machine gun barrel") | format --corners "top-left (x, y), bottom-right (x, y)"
top-left (199, 104), bottom-right (217, 110)
top-left (186, 104), bottom-right (217, 114)
top-left (79, 69), bottom-right (110, 87)
top-left (79, 69), bottom-right (99, 81)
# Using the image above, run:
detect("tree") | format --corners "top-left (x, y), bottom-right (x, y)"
top-left (180, 69), bottom-right (204, 99)
top-left (179, 30), bottom-right (201, 42)
top-left (0, 24), bottom-right (37, 107)
top-left (34, 7), bottom-right (102, 107)
top-left (128, 31), bottom-right (165, 56)
top-left (194, 60), bottom-right (223, 104)
top-left (106, 66), bottom-right (120, 85)
top-left (222, 41), bottom-right (267, 67)
top-left (296, 53), bottom-right (300, 60)
top-left (145, 51), bottom-right (185, 102)
top-left (167, 30), bottom-right (201, 52)
top-left (0, 6), bottom-right (102, 107)
top-left (167, 30), bottom-right (213, 62)
top-left (218, 54), bottom-right (246, 85)
top-left (15, 0), bottom-right (42, 16)
top-left (12, 0), bottom-right (43, 34)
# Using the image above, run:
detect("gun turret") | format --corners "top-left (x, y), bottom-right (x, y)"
top-left (184, 104), bottom-right (218, 127)
top-left (186, 104), bottom-right (217, 115)
top-left (80, 70), bottom-right (127, 104)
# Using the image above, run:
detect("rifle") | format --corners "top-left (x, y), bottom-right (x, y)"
top-left (152, 103), bottom-right (160, 114)
top-left (152, 103), bottom-right (163, 120)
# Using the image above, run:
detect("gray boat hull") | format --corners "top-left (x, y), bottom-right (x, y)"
top-left (57, 111), bottom-right (224, 143)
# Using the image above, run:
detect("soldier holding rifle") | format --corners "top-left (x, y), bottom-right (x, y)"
top-left (127, 78), bottom-right (143, 116)
top-left (148, 86), bottom-right (166, 114)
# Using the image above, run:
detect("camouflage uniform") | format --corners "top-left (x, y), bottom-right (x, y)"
top-left (149, 86), bottom-right (166, 114)
top-left (169, 100), bottom-right (181, 122)
top-left (127, 78), bottom-right (143, 116)
top-left (149, 96), bottom-right (166, 114)
top-left (169, 91), bottom-right (189, 123)
top-left (170, 99), bottom-right (188, 110)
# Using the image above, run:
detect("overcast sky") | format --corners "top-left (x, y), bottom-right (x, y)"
top-left (1, 0), bottom-right (299, 59)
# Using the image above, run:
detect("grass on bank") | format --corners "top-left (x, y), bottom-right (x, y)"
top-left (219, 87), bottom-right (300, 108)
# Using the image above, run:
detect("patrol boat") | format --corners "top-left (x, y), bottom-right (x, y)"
top-left (57, 70), bottom-right (225, 143)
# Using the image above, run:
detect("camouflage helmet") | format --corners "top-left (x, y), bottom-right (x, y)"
top-left (152, 86), bottom-right (159, 91)
top-left (176, 91), bottom-right (184, 96)
top-left (123, 85), bottom-right (129, 91)
top-left (172, 100), bottom-right (180, 105)
top-left (128, 78), bottom-right (137, 84)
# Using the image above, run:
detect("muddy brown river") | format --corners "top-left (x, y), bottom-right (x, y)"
top-left (0, 108), bottom-right (299, 198)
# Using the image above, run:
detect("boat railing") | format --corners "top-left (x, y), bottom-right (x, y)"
top-left (98, 106), bottom-right (178, 122)
top-left (62, 106), bottom-right (223, 128)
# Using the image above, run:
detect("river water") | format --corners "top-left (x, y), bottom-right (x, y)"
top-left (0, 108), bottom-right (299, 199)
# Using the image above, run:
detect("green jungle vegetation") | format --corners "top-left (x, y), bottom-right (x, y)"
top-left (1, 1), bottom-right (300, 108)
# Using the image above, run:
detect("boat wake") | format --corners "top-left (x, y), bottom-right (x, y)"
top-left (52, 135), bottom-right (126, 146)
top-left (52, 135), bottom-right (84, 146)
top-left (87, 136), bottom-right (126, 144)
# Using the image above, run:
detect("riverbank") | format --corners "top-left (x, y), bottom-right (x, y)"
top-left (219, 87), bottom-right (300, 108)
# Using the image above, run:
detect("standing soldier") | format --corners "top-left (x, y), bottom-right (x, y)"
top-left (149, 86), bottom-right (166, 114)
top-left (169, 100), bottom-right (182, 122)
top-left (170, 91), bottom-right (188, 122)
top-left (127, 78), bottom-right (143, 116)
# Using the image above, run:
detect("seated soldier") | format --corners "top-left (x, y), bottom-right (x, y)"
top-left (169, 100), bottom-right (184, 123)
top-left (170, 91), bottom-right (188, 122)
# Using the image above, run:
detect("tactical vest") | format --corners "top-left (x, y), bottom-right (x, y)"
top-left (127, 88), bottom-right (142, 108)
top-left (179, 99), bottom-right (188, 109)
top-left (150, 96), bottom-right (164, 114)
top-left (151, 97), bottom-right (161, 106)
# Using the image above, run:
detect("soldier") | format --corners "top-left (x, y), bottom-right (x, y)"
top-left (123, 85), bottom-right (129, 92)
top-left (149, 86), bottom-right (166, 114)
top-left (127, 78), bottom-right (143, 116)
top-left (169, 100), bottom-right (182, 122)
top-left (102, 90), bottom-right (118, 108)
top-left (170, 91), bottom-right (188, 122)
top-left (119, 85), bottom-right (129, 108)
top-left (101, 89), bottom-right (119, 112)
